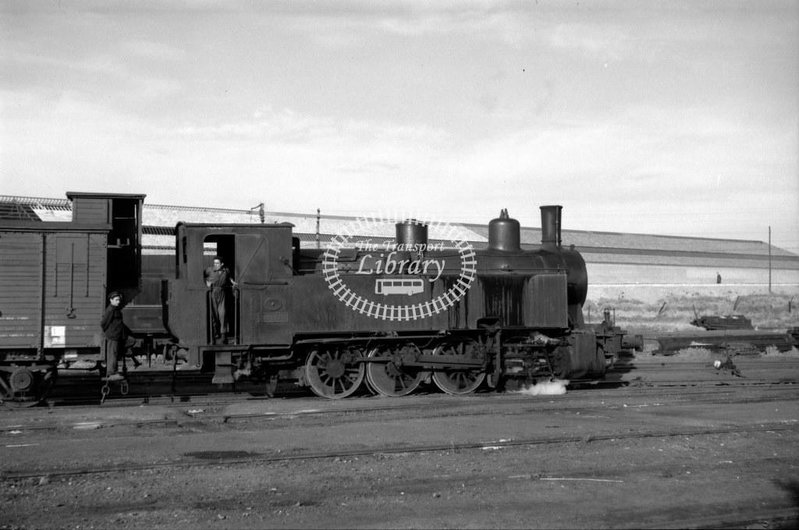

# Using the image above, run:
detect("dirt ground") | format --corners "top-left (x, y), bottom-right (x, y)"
top-left (2, 363), bottom-right (798, 529)
top-left (4, 430), bottom-right (798, 529)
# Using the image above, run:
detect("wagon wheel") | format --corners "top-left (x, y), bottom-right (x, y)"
top-left (366, 343), bottom-right (425, 397)
top-left (305, 346), bottom-right (365, 399)
top-left (431, 339), bottom-right (486, 395)
top-left (0, 367), bottom-right (57, 408)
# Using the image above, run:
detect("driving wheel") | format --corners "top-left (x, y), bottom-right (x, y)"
top-left (365, 343), bottom-right (424, 397)
top-left (431, 339), bottom-right (486, 395)
top-left (305, 346), bottom-right (365, 399)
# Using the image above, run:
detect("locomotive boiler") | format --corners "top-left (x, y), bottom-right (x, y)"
top-left (0, 192), bottom-right (626, 405)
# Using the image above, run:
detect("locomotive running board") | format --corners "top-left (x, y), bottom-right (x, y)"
top-left (292, 334), bottom-right (445, 346)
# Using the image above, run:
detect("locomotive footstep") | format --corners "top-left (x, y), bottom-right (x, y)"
top-left (100, 376), bottom-right (129, 404)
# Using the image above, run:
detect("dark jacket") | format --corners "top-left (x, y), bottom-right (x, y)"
top-left (101, 305), bottom-right (126, 341)
top-left (205, 266), bottom-right (233, 292)
top-left (204, 266), bottom-right (234, 304)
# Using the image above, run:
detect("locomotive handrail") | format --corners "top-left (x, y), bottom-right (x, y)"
top-left (292, 333), bottom-right (447, 346)
top-left (239, 280), bottom-right (291, 286)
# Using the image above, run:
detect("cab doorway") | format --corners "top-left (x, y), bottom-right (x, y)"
top-left (202, 235), bottom-right (238, 344)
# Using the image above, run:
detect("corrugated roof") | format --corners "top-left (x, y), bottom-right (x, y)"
top-left (2, 195), bottom-right (796, 261)
top-left (145, 203), bottom-right (266, 226)
top-left (465, 225), bottom-right (787, 257)
top-left (0, 195), bottom-right (71, 221)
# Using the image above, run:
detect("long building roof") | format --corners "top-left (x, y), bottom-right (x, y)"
top-left (1, 195), bottom-right (796, 267)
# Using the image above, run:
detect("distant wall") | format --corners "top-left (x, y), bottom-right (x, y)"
top-left (587, 283), bottom-right (799, 303)
top-left (585, 262), bottom-right (799, 305)
top-left (587, 262), bottom-right (799, 286)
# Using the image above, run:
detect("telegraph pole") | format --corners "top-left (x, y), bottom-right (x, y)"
top-left (768, 226), bottom-right (772, 293)
top-left (316, 209), bottom-right (321, 249)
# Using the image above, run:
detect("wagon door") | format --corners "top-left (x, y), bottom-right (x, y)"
top-left (0, 232), bottom-right (45, 352)
top-left (236, 228), bottom-right (293, 346)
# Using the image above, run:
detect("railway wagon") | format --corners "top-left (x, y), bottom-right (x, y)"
top-left (0, 192), bottom-right (628, 405)
top-left (0, 193), bottom-right (143, 406)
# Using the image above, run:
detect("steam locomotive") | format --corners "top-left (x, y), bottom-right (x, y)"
top-left (0, 192), bottom-right (627, 406)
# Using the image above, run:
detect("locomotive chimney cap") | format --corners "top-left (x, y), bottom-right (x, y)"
top-left (540, 204), bottom-right (563, 249)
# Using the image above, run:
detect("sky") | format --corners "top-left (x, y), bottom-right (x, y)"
top-left (1, 0), bottom-right (797, 252)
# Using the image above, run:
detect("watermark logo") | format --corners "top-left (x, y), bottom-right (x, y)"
top-left (322, 216), bottom-right (477, 321)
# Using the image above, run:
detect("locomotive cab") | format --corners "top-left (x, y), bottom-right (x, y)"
top-left (166, 222), bottom-right (296, 369)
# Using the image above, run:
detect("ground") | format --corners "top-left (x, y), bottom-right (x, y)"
top-left (2, 354), bottom-right (798, 529)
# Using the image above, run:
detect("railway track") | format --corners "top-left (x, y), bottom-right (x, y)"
top-left (19, 355), bottom-right (797, 408)
top-left (4, 419), bottom-right (798, 529)
top-left (3, 373), bottom-right (797, 529)
top-left (2, 381), bottom-right (795, 436)
top-left (4, 418), bottom-right (798, 481)
top-left (635, 509), bottom-right (798, 530)
top-left (3, 367), bottom-right (796, 436)
top-left (5, 380), bottom-right (799, 453)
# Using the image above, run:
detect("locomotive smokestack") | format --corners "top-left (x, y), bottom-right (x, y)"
top-left (540, 205), bottom-right (562, 250)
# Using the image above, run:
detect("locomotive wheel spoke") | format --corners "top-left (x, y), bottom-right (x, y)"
top-left (305, 348), bottom-right (365, 399)
top-left (365, 345), bottom-right (423, 397)
top-left (431, 339), bottom-right (486, 395)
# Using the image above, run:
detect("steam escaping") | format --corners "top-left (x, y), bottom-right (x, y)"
top-left (515, 379), bottom-right (570, 396)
